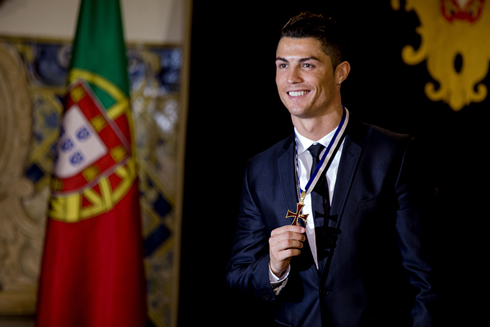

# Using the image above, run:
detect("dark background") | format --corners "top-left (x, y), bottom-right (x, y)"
top-left (179, 1), bottom-right (487, 325)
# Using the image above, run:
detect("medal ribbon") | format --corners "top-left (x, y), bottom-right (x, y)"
top-left (296, 106), bottom-right (349, 200)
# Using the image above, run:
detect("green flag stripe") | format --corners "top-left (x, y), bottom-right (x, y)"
top-left (69, 0), bottom-right (130, 97)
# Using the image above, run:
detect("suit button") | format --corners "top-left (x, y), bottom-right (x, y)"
top-left (320, 288), bottom-right (330, 296)
top-left (262, 294), bottom-right (271, 301)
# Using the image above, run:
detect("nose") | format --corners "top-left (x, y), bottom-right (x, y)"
top-left (287, 67), bottom-right (303, 84)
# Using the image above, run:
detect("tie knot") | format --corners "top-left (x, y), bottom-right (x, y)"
top-left (308, 143), bottom-right (325, 160)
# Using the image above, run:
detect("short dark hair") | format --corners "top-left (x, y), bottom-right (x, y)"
top-left (280, 12), bottom-right (346, 69)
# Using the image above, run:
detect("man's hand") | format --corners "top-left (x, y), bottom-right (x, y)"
top-left (269, 225), bottom-right (306, 277)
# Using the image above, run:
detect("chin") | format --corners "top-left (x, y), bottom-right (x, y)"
top-left (286, 106), bottom-right (310, 117)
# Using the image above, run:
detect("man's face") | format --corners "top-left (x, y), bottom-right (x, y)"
top-left (275, 37), bottom-right (339, 120)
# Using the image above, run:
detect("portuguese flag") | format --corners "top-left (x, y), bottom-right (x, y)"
top-left (36, 0), bottom-right (147, 326)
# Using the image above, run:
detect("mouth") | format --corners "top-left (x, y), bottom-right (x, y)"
top-left (288, 90), bottom-right (310, 97)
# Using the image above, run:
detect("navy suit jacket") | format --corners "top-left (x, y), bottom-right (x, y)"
top-left (226, 117), bottom-right (436, 326)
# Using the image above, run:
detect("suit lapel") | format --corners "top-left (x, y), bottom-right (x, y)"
top-left (318, 119), bottom-right (363, 275)
top-left (330, 120), bottom-right (363, 221)
top-left (277, 134), bottom-right (299, 225)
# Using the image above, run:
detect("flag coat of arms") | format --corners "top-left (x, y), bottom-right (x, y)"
top-left (36, 0), bottom-right (147, 326)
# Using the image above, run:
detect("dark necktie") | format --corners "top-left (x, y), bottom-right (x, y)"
top-left (308, 143), bottom-right (330, 273)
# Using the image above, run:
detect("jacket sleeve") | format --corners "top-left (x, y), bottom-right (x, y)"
top-left (225, 162), bottom-right (276, 302)
top-left (395, 137), bottom-right (437, 326)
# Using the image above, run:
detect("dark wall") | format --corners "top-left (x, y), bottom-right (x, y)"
top-left (179, 1), bottom-right (487, 325)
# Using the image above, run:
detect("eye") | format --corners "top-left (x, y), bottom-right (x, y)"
top-left (277, 63), bottom-right (288, 69)
top-left (302, 63), bottom-right (313, 68)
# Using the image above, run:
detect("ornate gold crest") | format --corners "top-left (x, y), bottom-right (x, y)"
top-left (392, 0), bottom-right (490, 111)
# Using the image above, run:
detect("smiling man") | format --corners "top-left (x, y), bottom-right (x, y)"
top-left (226, 12), bottom-right (436, 327)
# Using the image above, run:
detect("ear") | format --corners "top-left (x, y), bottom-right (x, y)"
top-left (335, 61), bottom-right (351, 85)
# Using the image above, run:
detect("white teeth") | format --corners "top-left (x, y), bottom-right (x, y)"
top-left (288, 91), bottom-right (308, 97)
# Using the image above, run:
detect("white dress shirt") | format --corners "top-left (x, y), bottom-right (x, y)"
top-left (269, 126), bottom-right (345, 292)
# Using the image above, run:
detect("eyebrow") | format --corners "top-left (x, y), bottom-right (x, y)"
top-left (275, 56), bottom-right (321, 63)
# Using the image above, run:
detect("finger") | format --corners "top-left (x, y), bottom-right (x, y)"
top-left (272, 248), bottom-right (302, 262)
top-left (269, 238), bottom-right (304, 256)
top-left (271, 225), bottom-right (305, 236)
top-left (270, 230), bottom-right (306, 245)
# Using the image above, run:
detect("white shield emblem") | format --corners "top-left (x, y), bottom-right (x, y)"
top-left (54, 104), bottom-right (107, 178)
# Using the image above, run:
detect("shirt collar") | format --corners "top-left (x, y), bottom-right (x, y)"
top-left (294, 127), bottom-right (337, 156)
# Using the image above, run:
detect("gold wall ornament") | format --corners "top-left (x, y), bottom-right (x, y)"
top-left (392, 0), bottom-right (490, 111)
top-left (0, 43), bottom-right (41, 315)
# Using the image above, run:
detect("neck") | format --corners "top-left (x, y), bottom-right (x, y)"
top-left (292, 106), bottom-right (344, 141)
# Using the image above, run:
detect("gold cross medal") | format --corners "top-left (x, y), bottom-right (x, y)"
top-left (286, 190), bottom-right (309, 226)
